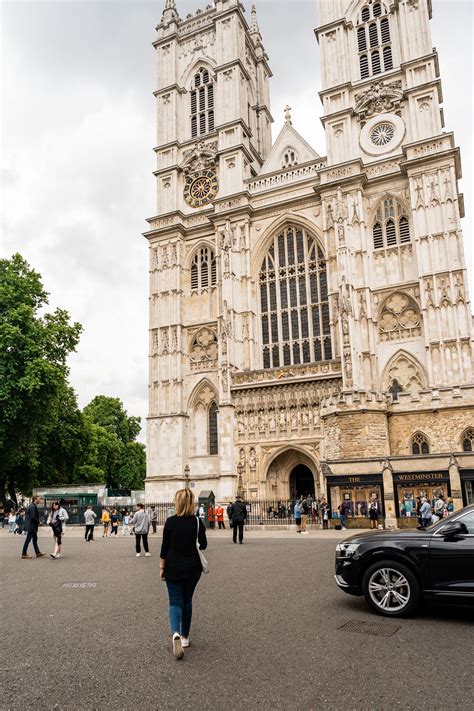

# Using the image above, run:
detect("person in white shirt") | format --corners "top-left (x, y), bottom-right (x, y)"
top-left (84, 505), bottom-right (97, 541)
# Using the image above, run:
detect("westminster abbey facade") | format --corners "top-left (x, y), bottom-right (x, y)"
top-left (144, 0), bottom-right (474, 526)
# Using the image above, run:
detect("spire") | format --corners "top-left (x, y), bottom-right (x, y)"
top-left (250, 3), bottom-right (260, 34)
top-left (161, 0), bottom-right (179, 25)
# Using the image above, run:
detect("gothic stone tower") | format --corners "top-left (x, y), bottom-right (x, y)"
top-left (144, 0), bottom-right (474, 523)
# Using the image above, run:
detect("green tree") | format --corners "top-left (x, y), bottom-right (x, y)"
top-left (82, 396), bottom-right (145, 489)
top-left (0, 254), bottom-right (82, 503)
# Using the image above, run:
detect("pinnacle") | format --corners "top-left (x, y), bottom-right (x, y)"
top-left (250, 2), bottom-right (260, 34)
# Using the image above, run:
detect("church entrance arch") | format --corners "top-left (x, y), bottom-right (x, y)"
top-left (289, 464), bottom-right (315, 498)
top-left (265, 448), bottom-right (317, 500)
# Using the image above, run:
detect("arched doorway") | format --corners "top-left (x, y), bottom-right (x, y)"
top-left (289, 464), bottom-right (315, 498)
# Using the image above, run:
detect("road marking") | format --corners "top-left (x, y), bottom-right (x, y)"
top-left (61, 582), bottom-right (97, 589)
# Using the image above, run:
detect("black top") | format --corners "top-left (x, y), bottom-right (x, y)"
top-left (160, 515), bottom-right (207, 581)
top-left (228, 500), bottom-right (247, 523)
top-left (24, 503), bottom-right (39, 533)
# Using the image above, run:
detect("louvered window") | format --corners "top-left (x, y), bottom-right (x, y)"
top-left (209, 402), bottom-right (218, 455)
top-left (373, 198), bottom-right (411, 250)
top-left (360, 54), bottom-right (369, 79)
top-left (191, 247), bottom-right (217, 292)
top-left (356, 2), bottom-right (393, 79)
top-left (190, 68), bottom-right (215, 139)
top-left (259, 226), bottom-right (332, 369)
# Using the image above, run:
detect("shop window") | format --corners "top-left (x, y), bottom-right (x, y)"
top-left (411, 432), bottom-right (430, 455)
top-left (461, 428), bottom-right (474, 452)
top-left (398, 480), bottom-right (449, 518)
top-left (329, 483), bottom-right (383, 519)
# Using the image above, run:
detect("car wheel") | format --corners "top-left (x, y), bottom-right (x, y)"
top-left (362, 560), bottom-right (420, 617)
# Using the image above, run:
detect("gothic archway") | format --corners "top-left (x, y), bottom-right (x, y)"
top-left (289, 464), bottom-right (315, 498)
top-left (265, 448), bottom-right (318, 500)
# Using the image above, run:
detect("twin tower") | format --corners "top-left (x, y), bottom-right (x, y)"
top-left (144, 0), bottom-right (474, 526)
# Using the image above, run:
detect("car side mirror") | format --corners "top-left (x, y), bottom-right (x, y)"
top-left (442, 521), bottom-right (468, 538)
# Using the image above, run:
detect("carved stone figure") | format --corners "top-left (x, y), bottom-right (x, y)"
top-left (354, 80), bottom-right (403, 124)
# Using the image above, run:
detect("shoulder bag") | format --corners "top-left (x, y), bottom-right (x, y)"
top-left (195, 516), bottom-right (209, 575)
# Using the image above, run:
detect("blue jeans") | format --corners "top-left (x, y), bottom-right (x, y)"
top-left (339, 515), bottom-right (347, 529)
top-left (165, 572), bottom-right (201, 637)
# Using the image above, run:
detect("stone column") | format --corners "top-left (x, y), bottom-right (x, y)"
top-left (448, 454), bottom-right (463, 511)
top-left (382, 459), bottom-right (398, 529)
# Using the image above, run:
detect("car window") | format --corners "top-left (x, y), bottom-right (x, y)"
top-left (458, 511), bottom-right (474, 534)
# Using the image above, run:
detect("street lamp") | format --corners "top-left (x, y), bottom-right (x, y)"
top-left (184, 465), bottom-right (190, 489)
top-left (237, 462), bottom-right (244, 499)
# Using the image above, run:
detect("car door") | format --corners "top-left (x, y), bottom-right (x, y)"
top-left (428, 511), bottom-right (474, 596)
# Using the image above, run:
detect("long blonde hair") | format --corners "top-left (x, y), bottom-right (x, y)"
top-left (174, 488), bottom-right (196, 517)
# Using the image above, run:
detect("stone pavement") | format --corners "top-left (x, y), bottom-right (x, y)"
top-left (1, 533), bottom-right (472, 711)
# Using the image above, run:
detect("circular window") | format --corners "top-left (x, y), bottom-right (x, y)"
top-left (359, 113), bottom-right (405, 156)
top-left (370, 122), bottom-right (395, 147)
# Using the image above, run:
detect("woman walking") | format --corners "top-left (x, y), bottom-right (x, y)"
top-left (160, 489), bottom-right (207, 660)
top-left (368, 500), bottom-right (379, 530)
top-left (110, 508), bottom-right (119, 537)
top-left (48, 501), bottom-right (67, 559)
top-left (131, 503), bottom-right (150, 557)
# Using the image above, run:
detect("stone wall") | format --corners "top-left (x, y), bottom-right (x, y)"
top-left (323, 410), bottom-right (390, 460)
top-left (389, 407), bottom-right (474, 455)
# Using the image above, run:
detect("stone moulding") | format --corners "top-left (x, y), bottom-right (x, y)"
top-left (247, 162), bottom-right (326, 194)
top-left (231, 360), bottom-right (342, 389)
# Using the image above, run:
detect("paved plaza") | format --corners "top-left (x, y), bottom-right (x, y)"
top-left (1, 528), bottom-right (473, 710)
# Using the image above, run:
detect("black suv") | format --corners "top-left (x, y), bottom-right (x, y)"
top-left (335, 504), bottom-right (474, 617)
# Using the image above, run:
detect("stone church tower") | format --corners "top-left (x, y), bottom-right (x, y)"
top-left (144, 0), bottom-right (474, 525)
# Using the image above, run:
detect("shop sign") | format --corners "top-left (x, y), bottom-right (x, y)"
top-left (392, 472), bottom-right (448, 484)
top-left (326, 474), bottom-right (382, 486)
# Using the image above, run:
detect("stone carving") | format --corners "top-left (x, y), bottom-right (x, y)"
top-left (335, 187), bottom-right (347, 222)
top-left (428, 177), bottom-right (441, 206)
top-left (378, 292), bottom-right (422, 341)
top-left (160, 328), bottom-right (169, 355)
top-left (181, 140), bottom-right (218, 176)
top-left (354, 81), bottom-right (403, 124)
top-left (385, 352), bottom-right (426, 392)
top-left (249, 447), bottom-right (257, 469)
top-left (438, 277), bottom-right (451, 306)
top-left (230, 361), bottom-right (341, 386)
top-left (455, 273), bottom-right (465, 304)
top-left (442, 171), bottom-right (454, 202)
top-left (189, 328), bottom-right (218, 367)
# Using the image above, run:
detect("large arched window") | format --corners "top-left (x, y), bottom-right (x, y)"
top-left (411, 432), bottom-right (430, 455)
top-left (462, 428), bottom-right (474, 452)
top-left (191, 68), bottom-right (215, 139)
top-left (357, 2), bottom-right (393, 79)
top-left (259, 225), bottom-right (332, 369)
top-left (209, 401), bottom-right (218, 455)
top-left (373, 197), bottom-right (410, 250)
top-left (191, 246), bottom-right (217, 292)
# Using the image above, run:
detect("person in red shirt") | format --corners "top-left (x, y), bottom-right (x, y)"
top-left (207, 505), bottom-right (215, 529)
top-left (215, 504), bottom-right (225, 530)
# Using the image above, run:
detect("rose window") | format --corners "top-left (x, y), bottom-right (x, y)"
top-left (370, 122), bottom-right (395, 146)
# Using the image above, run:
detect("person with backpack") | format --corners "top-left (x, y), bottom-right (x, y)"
top-left (110, 508), bottom-right (119, 536)
top-left (48, 501), bottom-right (68, 559)
top-left (228, 495), bottom-right (247, 544)
top-left (294, 499), bottom-right (302, 533)
top-left (300, 497), bottom-right (309, 534)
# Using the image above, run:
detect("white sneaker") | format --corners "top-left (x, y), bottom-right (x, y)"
top-left (136, 553), bottom-right (141, 558)
top-left (145, 552), bottom-right (151, 557)
top-left (172, 633), bottom-right (184, 659)
top-left (181, 637), bottom-right (190, 648)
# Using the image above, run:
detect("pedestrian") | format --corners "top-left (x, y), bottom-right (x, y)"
top-left (198, 504), bottom-right (205, 525)
top-left (300, 496), bottom-right (309, 534)
top-left (21, 497), bottom-right (45, 560)
top-left (338, 501), bottom-right (348, 530)
top-left (294, 499), bottom-right (302, 533)
top-left (229, 495), bottom-right (247, 544)
top-left (16, 509), bottom-right (25, 535)
top-left (433, 495), bottom-right (446, 522)
top-left (110, 508), bottom-right (119, 536)
top-left (311, 500), bottom-right (318, 524)
top-left (446, 497), bottom-right (454, 514)
top-left (160, 488), bottom-right (207, 660)
top-left (321, 500), bottom-right (330, 530)
top-left (207, 503), bottom-right (215, 530)
top-left (131, 503), bottom-right (151, 558)
top-left (8, 510), bottom-right (17, 533)
top-left (419, 497), bottom-right (432, 529)
top-left (150, 506), bottom-right (158, 534)
top-left (48, 501), bottom-right (67, 559)
top-left (368, 500), bottom-right (379, 530)
top-left (84, 505), bottom-right (97, 542)
top-left (226, 503), bottom-right (233, 528)
top-left (101, 506), bottom-right (111, 538)
top-left (122, 509), bottom-right (130, 535)
top-left (215, 503), bottom-right (225, 529)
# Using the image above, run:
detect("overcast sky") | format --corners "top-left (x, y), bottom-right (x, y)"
top-left (1, 0), bottom-right (473, 435)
